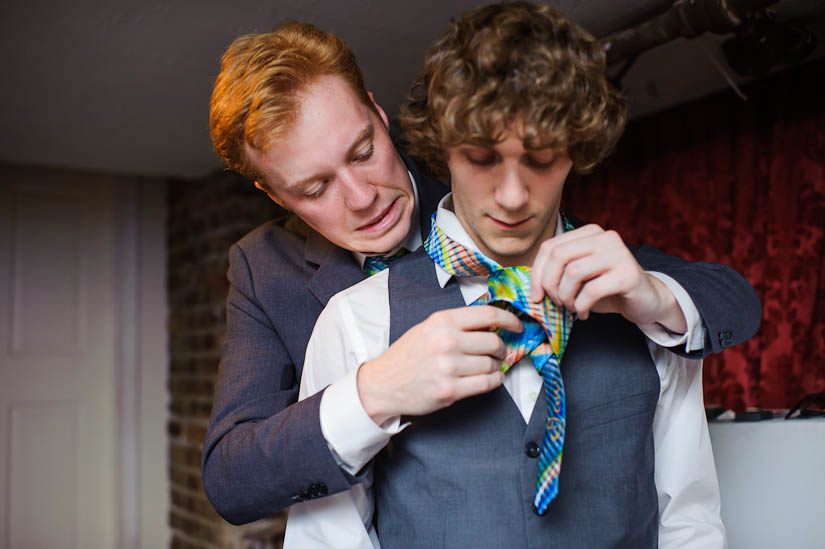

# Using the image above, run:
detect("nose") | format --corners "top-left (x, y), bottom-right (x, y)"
top-left (494, 165), bottom-right (529, 211)
top-left (339, 167), bottom-right (378, 211)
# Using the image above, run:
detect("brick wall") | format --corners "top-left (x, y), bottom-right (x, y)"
top-left (166, 170), bottom-right (286, 548)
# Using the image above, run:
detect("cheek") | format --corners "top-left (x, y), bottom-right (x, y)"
top-left (293, 201), bottom-right (344, 231)
top-left (451, 188), bottom-right (478, 225)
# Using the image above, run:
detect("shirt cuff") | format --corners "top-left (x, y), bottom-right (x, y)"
top-left (319, 367), bottom-right (404, 475)
top-left (639, 271), bottom-right (706, 353)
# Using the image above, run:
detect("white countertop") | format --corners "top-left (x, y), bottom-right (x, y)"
top-left (708, 418), bottom-right (825, 549)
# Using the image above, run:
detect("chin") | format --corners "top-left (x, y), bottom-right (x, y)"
top-left (369, 236), bottom-right (404, 255)
top-left (490, 236), bottom-right (533, 254)
top-left (485, 242), bottom-right (536, 265)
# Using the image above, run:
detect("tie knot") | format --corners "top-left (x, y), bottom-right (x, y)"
top-left (363, 247), bottom-right (410, 276)
top-left (424, 213), bottom-right (575, 358)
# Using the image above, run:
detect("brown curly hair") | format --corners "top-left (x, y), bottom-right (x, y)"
top-left (210, 20), bottom-right (378, 181)
top-left (400, 1), bottom-right (627, 180)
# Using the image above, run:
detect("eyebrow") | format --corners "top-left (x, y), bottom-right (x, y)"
top-left (288, 123), bottom-right (375, 192)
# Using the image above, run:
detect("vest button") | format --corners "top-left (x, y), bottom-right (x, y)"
top-left (524, 441), bottom-right (540, 458)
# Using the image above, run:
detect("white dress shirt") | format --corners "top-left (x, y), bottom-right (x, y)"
top-left (285, 195), bottom-right (725, 548)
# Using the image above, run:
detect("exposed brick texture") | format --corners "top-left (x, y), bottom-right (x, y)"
top-left (167, 170), bottom-right (285, 548)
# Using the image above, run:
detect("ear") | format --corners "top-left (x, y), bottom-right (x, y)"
top-left (254, 180), bottom-right (286, 208)
top-left (368, 91), bottom-right (390, 128)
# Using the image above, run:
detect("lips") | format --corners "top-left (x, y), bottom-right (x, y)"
top-left (489, 215), bottom-right (531, 230)
top-left (357, 197), bottom-right (400, 232)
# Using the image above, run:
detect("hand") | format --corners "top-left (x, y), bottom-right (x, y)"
top-left (357, 305), bottom-right (522, 426)
top-left (529, 224), bottom-right (687, 332)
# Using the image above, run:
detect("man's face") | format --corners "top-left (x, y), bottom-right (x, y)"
top-left (446, 126), bottom-right (573, 267)
top-left (248, 75), bottom-right (414, 254)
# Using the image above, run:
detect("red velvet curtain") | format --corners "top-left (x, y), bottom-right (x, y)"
top-left (562, 60), bottom-right (825, 411)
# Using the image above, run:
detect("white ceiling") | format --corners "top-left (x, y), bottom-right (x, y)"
top-left (1, 0), bottom-right (823, 179)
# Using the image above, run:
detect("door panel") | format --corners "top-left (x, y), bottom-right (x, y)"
top-left (1, 168), bottom-right (117, 549)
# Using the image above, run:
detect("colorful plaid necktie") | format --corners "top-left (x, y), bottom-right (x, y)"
top-left (363, 247), bottom-right (411, 276)
top-left (424, 213), bottom-right (575, 515)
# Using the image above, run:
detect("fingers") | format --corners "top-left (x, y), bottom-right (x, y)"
top-left (530, 225), bottom-right (645, 319)
top-left (452, 370), bottom-right (505, 400)
top-left (530, 224), bottom-right (604, 303)
top-left (450, 353), bottom-right (505, 377)
top-left (456, 330), bottom-right (507, 361)
top-left (555, 252), bottom-right (617, 318)
top-left (438, 305), bottom-right (523, 334)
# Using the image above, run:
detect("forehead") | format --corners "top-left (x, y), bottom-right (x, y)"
top-left (449, 123), bottom-right (546, 153)
top-left (292, 75), bottom-right (371, 139)
top-left (249, 75), bottom-right (375, 188)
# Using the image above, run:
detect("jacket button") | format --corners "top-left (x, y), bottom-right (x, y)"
top-left (718, 330), bottom-right (734, 348)
top-left (524, 442), bottom-right (540, 459)
top-left (309, 483), bottom-right (328, 498)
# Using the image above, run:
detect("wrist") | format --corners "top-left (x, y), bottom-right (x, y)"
top-left (356, 359), bottom-right (396, 426)
top-left (647, 274), bottom-right (688, 333)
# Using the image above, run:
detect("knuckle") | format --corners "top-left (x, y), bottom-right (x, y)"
top-left (496, 337), bottom-right (508, 357)
top-left (438, 333), bottom-right (459, 353)
top-left (485, 372), bottom-right (502, 391)
top-left (548, 245), bottom-right (565, 262)
top-left (579, 280), bottom-right (597, 298)
top-left (575, 292), bottom-right (593, 312)
top-left (433, 378), bottom-right (456, 403)
top-left (433, 355), bottom-right (456, 375)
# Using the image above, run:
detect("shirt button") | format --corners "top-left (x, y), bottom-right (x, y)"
top-left (529, 391), bottom-right (539, 402)
top-left (524, 441), bottom-right (540, 459)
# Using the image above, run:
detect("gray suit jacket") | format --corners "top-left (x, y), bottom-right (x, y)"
top-left (202, 155), bottom-right (447, 524)
top-left (201, 157), bottom-right (761, 525)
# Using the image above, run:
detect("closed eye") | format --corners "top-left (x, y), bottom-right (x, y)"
top-left (354, 143), bottom-right (374, 163)
top-left (464, 151), bottom-right (498, 166)
top-left (523, 154), bottom-right (556, 170)
top-left (305, 180), bottom-right (329, 199)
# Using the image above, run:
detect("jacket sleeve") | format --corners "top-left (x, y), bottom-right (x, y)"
top-left (201, 243), bottom-right (355, 525)
top-left (633, 242), bottom-right (762, 358)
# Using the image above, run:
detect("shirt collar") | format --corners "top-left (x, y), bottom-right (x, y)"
top-left (354, 169), bottom-right (421, 269)
top-left (432, 192), bottom-right (564, 294)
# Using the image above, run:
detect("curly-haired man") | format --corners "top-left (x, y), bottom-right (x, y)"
top-left (284, 3), bottom-right (755, 547)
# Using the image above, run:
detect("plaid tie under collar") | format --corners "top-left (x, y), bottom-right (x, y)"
top-left (424, 212), bottom-right (575, 515)
top-left (363, 247), bottom-right (411, 276)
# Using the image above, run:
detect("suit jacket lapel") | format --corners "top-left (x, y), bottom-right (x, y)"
top-left (305, 227), bottom-right (365, 306)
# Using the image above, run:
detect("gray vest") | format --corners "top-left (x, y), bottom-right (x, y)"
top-left (375, 249), bottom-right (660, 548)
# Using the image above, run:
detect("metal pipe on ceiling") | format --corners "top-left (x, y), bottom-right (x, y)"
top-left (601, 0), bottom-right (780, 66)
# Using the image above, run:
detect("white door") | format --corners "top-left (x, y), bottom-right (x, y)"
top-left (0, 166), bottom-right (119, 548)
